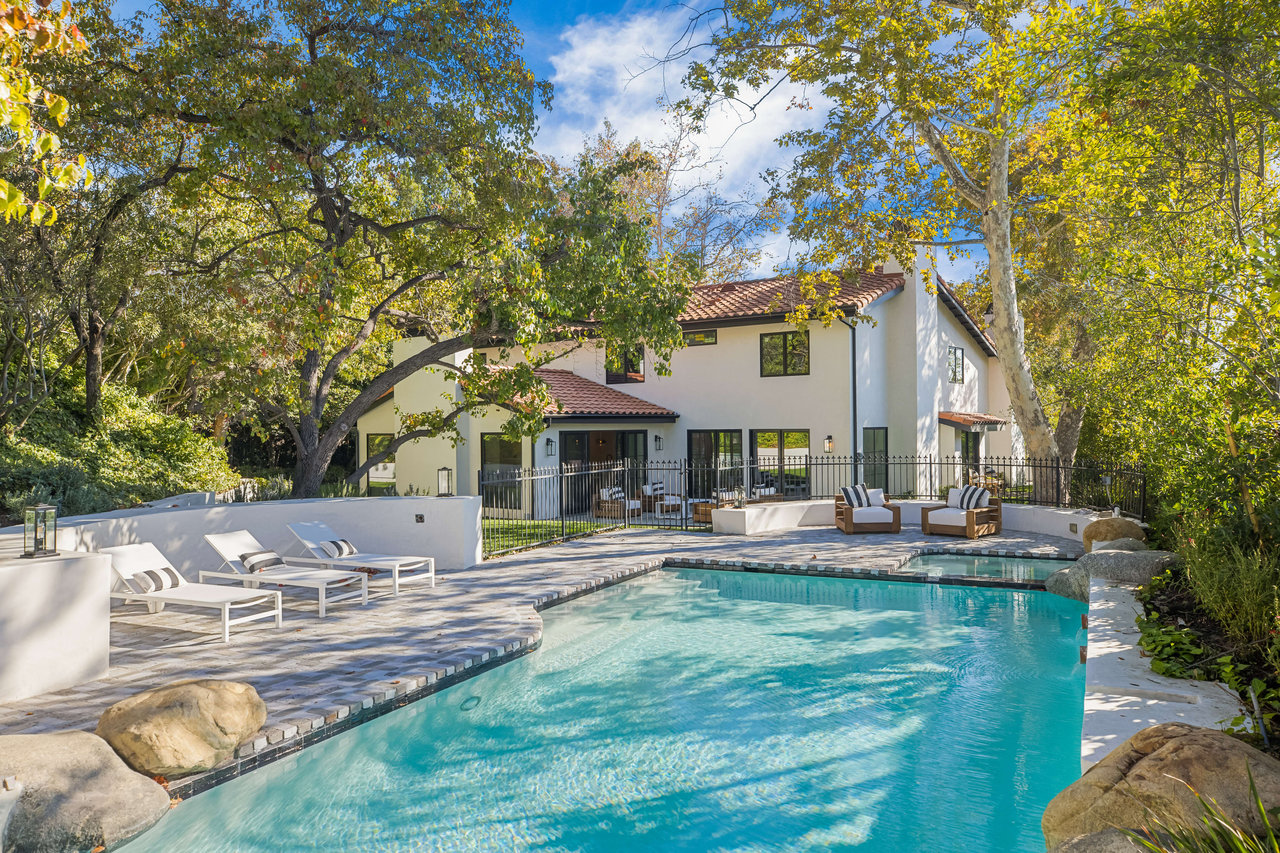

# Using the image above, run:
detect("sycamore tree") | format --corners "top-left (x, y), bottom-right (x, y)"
top-left (139, 0), bottom-right (687, 496)
top-left (678, 0), bottom-right (1105, 459)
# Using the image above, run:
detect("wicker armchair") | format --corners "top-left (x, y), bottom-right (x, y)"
top-left (592, 488), bottom-right (641, 519)
top-left (920, 497), bottom-right (1003, 539)
top-left (834, 496), bottom-right (901, 534)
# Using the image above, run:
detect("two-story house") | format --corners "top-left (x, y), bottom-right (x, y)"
top-left (355, 252), bottom-right (1019, 497)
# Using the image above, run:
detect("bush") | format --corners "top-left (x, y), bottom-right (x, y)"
top-left (0, 380), bottom-right (238, 522)
top-left (1182, 540), bottom-right (1280, 656)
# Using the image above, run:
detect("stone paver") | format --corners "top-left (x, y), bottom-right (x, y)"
top-left (0, 525), bottom-right (1079, 794)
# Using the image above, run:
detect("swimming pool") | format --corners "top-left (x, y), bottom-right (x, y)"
top-left (905, 553), bottom-right (1068, 581)
top-left (121, 568), bottom-right (1085, 852)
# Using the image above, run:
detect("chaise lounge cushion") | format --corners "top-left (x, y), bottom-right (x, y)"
top-left (927, 507), bottom-right (971, 527)
top-left (849, 506), bottom-right (894, 524)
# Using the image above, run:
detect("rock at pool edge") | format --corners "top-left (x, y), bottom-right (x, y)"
top-left (96, 678), bottom-right (267, 777)
top-left (1045, 562), bottom-right (1089, 603)
top-left (0, 731), bottom-right (170, 853)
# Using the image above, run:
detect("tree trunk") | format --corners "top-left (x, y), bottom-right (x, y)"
top-left (292, 452), bottom-right (329, 500)
top-left (984, 135), bottom-right (1059, 461)
top-left (84, 313), bottom-right (106, 422)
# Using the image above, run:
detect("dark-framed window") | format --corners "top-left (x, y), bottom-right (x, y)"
top-left (751, 429), bottom-right (811, 497)
top-left (948, 345), bottom-right (965, 384)
top-left (683, 330), bottom-right (718, 347)
top-left (760, 330), bottom-right (809, 377)
top-left (962, 431), bottom-right (981, 469)
top-left (480, 433), bottom-right (523, 508)
top-left (862, 427), bottom-right (888, 491)
top-left (365, 433), bottom-right (396, 495)
top-left (606, 345), bottom-right (644, 384)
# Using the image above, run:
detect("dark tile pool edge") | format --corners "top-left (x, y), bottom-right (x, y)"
top-left (167, 548), bottom-right (1073, 800)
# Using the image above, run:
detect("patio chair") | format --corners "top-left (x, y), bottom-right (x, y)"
top-left (593, 486), bottom-right (641, 519)
top-left (920, 486), bottom-right (1002, 539)
top-left (286, 522), bottom-right (436, 596)
top-left (102, 542), bottom-right (283, 643)
top-left (750, 484), bottom-right (784, 503)
top-left (691, 489), bottom-right (737, 524)
top-left (203, 530), bottom-right (369, 618)
top-left (835, 485), bottom-right (900, 534)
top-left (640, 482), bottom-right (683, 514)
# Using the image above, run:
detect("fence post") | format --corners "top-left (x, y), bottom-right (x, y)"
top-left (1055, 457), bottom-right (1062, 507)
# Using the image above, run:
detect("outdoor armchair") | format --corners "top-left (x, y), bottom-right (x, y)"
top-left (203, 530), bottom-right (368, 618)
top-left (593, 486), bottom-right (642, 519)
top-left (834, 485), bottom-right (900, 534)
top-left (921, 487), bottom-right (1002, 539)
top-left (286, 522), bottom-right (436, 596)
top-left (102, 542), bottom-right (283, 643)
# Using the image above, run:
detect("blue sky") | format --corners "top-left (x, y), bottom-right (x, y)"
top-left (109, 0), bottom-right (977, 280)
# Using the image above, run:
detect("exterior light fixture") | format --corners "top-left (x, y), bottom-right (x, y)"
top-left (436, 467), bottom-right (454, 497)
top-left (23, 504), bottom-right (57, 558)
top-left (545, 437), bottom-right (557, 457)
top-left (823, 435), bottom-right (834, 454)
top-left (653, 435), bottom-right (663, 452)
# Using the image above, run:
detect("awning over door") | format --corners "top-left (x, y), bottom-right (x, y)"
top-left (938, 411), bottom-right (1008, 433)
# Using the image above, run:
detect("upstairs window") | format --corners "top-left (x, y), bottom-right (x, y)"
top-left (683, 330), bottom-right (718, 347)
top-left (760, 331), bottom-right (809, 377)
top-left (606, 345), bottom-right (644, 384)
top-left (948, 345), bottom-right (965, 384)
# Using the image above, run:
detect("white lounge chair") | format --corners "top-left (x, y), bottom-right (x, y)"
top-left (102, 543), bottom-right (283, 643)
top-left (286, 522), bottom-right (435, 597)
top-left (202, 530), bottom-right (369, 618)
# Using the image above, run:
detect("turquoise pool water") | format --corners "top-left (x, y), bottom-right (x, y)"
top-left (906, 553), bottom-right (1068, 581)
top-left (121, 569), bottom-right (1085, 852)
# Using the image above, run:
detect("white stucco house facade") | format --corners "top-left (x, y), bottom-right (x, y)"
top-left (356, 253), bottom-right (1020, 498)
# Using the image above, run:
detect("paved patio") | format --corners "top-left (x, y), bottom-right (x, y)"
top-left (0, 525), bottom-right (1081, 794)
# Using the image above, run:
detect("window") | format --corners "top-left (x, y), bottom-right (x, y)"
top-left (948, 345), bottom-right (965, 384)
top-left (606, 345), bottom-right (644, 384)
top-left (751, 430), bottom-right (811, 497)
top-left (760, 331), bottom-right (809, 377)
top-left (480, 433), bottom-right (522, 508)
top-left (962, 432), bottom-right (981, 470)
top-left (683, 330), bottom-right (718, 347)
top-left (862, 427), bottom-right (888, 491)
top-left (365, 433), bottom-right (396, 495)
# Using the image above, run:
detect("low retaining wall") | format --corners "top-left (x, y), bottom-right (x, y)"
top-left (713, 499), bottom-right (1097, 542)
top-left (2, 496), bottom-right (483, 576)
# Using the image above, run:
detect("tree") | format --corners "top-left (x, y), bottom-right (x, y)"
top-left (136, 0), bottom-right (688, 496)
top-left (678, 0), bottom-right (1107, 458)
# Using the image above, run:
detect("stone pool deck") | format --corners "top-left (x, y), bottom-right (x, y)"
top-left (0, 525), bottom-right (1080, 796)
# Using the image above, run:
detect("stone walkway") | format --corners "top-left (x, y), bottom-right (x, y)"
top-left (0, 525), bottom-right (1080, 795)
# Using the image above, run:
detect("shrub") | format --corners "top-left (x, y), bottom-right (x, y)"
top-left (1182, 539), bottom-right (1280, 655)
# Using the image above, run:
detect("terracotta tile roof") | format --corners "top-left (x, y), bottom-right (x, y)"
top-left (680, 271), bottom-right (905, 323)
top-left (535, 368), bottom-right (677, 419)
top-left (939, 411), bottom-right (1008, 432)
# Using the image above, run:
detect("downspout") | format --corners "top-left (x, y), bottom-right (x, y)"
top-left (839, 316), bottom-right (858, 484)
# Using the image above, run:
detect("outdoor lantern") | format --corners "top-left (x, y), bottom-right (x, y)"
top-left (544, 436), bottom-right (557, 457)
top-left (437, 467), bottom-right (454, 497)
top-left (824, 435), bottom-right (834, 454)
top-left (653, 435), bottom-right (663, 452)
top-left (23, 504), bottom-right (57, 558)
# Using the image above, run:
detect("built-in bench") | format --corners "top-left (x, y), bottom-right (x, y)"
top-left (713, 498), bottom-right (1099, 543)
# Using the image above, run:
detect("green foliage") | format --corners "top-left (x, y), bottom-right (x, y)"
top-left (1126, 772), bottom-right (1280, 852)
top-left (1138, 613), bottom-right (1209, 679)
top-left (1182, 541), bottom-right (1280, 656)
top-left (0, 378), bottom-right (237, 520)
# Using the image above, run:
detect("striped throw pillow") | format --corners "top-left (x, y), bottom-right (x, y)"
top-left (321, 539), bottom-right (358, 559)
top-left (841, 484), bottom-right (871, 507)
top-left (650, 481), bottom-right (665, 496)
top-left (959, 485), bottom-right (990, 510)
top-left (607, 486), bottom-right (626, 501)
top-left (135, 566), bottom-right (185, 593)
top-left (240, 550), bottom-right (285, 573)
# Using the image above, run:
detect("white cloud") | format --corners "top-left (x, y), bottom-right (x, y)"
top-left (540, 8), bottom-right (830, 275)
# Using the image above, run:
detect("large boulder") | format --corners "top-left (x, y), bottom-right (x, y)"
top-left (1050, 830), bottom-right (1143, 852)
top-left (1043, 723), bottom-right (1280, 848)
top-left (1046, 562), bottom-right (1089, 603)
top-left (1083, 517), bottom-right (1146, 552)
top-left (96, 679), bottom-right (266, 777)
top-left (1075, 549), bottom-right (1180, 584)
top-left (0, 731), bottom-right (170, 853)
top-left (1094, 537), bottom-right (1148, 553)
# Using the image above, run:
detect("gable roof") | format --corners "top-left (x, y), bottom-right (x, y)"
top-left (535, 368), bottom-right (678, 421)
top-left (680, 271), bottom-right (905, 325)
top-left (936, 275), bottom-right (998, 357)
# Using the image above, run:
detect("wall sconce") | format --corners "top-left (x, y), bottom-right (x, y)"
top-left (545, 437), bottom-right (556, 457)
top-left (23, 504), bottom-right (57, 558)
top-left (823, 435), bottom-right (834, 454)
top-left (653, 435), bottom-right (663, 452)
top-left (436, 467), bottom-right (454, 497)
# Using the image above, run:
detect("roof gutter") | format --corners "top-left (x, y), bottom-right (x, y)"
top-left (838, 315), bottom-right (859, 482)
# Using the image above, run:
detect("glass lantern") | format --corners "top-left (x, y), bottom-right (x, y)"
top-left (23, 504), bottom-right (58, 558)
top-left (437, 467), bottom-right (454, 497)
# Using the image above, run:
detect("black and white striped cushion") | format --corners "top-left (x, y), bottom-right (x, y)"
top-left (649, 481), bottom-right (665, 496)
top-left (608, 486), bottom-right (625, 501)
top-left (134, 566), bottom-right (185, 593)
top-left (240, 550), bottom-right (285, 573)
top-left (321, 539), bottom-right (358, 558)
top-left (959, 485), bottom-right (990, 509)
top-left (841, 484), bottom-right (871, 507)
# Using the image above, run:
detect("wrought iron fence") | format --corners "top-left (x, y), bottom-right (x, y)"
top-left (479, 454), bottom-right (1145, 557)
